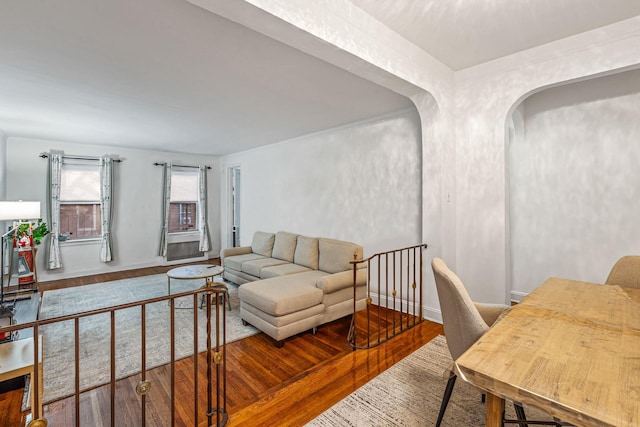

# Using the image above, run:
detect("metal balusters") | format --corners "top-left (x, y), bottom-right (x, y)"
top-left (349, 244), bottom-right (427, 349)
top-left (206, 286), bottom-right (213, 427)
top-left (140, 305), bottom-right (147, 427)
top-left (74, 317), bottom-right (80, 427)
top-left (33, 323), bottom-right (41, 422)
top-left (193, 293), bottom-right (199, 425)
top-left (110, 311), bottom-right (116, 427)
top-left (170, 298), bottom-right (176, 426)
top-left (6, 286), bottom-right (228, 427)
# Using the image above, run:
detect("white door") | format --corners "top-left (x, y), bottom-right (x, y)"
top-left (230, 166), bottom-right (241, 247)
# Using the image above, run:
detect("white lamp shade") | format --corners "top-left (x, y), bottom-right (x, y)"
top-left (0, 201), bottom-right (42, 221)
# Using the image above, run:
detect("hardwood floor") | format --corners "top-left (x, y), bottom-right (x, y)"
top-left (0, 261), bottom-right (443, 426)
top-left (227, 319), bottom-right (443, 427)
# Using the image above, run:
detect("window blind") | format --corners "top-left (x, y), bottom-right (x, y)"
top-left (170, 170), bottom-right (198, 202)
top-left (60, 164), bottom-right (100, 201)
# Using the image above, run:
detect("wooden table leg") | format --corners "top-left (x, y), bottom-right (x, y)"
top-left (486, 392), bottom-right (504, 427)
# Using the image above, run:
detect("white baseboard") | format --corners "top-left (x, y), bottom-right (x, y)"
top-left (367, 291), bottom-right (442, 325)
top-left (510, 290), bottom-right (528, 303)
top-left (423, 306), bottom-right (442, 324)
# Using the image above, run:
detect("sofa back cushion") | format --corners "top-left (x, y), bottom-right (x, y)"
top-left (272, 231), bottom-right (299, 262)
top-left (294, 235), bottom-right (319, 270)
top-left (318, 238), bottom-right (363, 274)
top-left (251, 231), bottom-right (275, 257)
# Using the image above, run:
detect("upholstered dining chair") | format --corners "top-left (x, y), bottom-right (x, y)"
top-left (605, 256), bottom-right (640, 288)
top-left (431, 258), bottom-right (527, 427)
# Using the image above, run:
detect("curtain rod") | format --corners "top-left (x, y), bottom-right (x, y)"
top-left (39, 153), bottom-right (123, 162)
top-left (153, 162), bottom-right (211, 170)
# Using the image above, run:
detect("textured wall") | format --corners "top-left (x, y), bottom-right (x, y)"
top-left (509, 69), bottom-right (640, 295)
top-left (221, 109), bottom-right (422, 256)
top-left (453, 17), bottom-right (640, 304)
top-left (0, 132), bottom-right (6, 201)
top-left (207, 1), bottom-right (640, 312)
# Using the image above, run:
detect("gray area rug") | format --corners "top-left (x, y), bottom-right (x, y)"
top-left (307, 335), bottom-right (554, 426)
top-left (32, 273), bottom-right (257, 406)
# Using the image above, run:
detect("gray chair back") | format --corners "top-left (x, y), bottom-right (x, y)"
top-left (431, 258), bottom-right (489, 360)
top-left (606, 255), bottom-right (640, 289)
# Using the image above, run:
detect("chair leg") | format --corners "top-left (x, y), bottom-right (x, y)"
top-left (513, 402), bottom-right (528, 427)
top-left (436, 374), bottom-right (457, 427)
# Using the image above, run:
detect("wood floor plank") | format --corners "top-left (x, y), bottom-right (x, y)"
top-left (0, 387), bottom-right (29, 426)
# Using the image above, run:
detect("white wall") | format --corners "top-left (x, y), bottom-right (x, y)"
top-left (453, 17), bottom-right (640, 304)
top-left (509, 69), bottom-right (640, 298)
top-left (220, 109), bottom-right (422, 256)
top-left (194, 0), bottom-right (455, 322)
top-left (0, 131), bottom-right (9, 275)
top-left (6, 138), bottom-right (220, 281)
top-left (0, 130), bottom-right (6, 201)
top-left (207, 1), bottom-right (640, 320)
top-left (206, 2), bottom-right (640, 319)
top-left (3, 2), bottom-right (639, 321)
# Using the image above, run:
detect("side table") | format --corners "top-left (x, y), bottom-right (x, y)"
top-left (0, 335), bottom-right (43, 417)
top-left (166, 265), bottom-right (230, 310)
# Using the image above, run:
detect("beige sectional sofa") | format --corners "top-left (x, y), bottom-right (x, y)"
top-left (221, 231), bottom-right (367, 347)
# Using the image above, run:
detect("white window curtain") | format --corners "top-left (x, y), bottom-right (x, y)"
top-left (47, 153), bottom-right (63, 269)
top-left (99, 155), bottom-right (114, 262)
top-left (198, 165), bottom-right (211, 252)
top-left (158, 163), bottom-right (172, 257)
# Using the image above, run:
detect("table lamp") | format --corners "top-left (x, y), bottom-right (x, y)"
top-left (0, 200), bottom-right (42, 317)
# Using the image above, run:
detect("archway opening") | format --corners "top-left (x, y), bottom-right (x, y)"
top-left (507, 68), bottom-right (640, 300)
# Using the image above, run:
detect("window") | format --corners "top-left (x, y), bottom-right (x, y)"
top-left (60, 163), bottom-right (101, 240)
top-left (169, 169), bottom-right (199, 233)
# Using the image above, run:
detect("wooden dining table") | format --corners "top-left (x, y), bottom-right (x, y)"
top-left (455, 277), bottom-right (640, 427)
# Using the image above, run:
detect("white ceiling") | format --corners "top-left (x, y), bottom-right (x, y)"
top-left (0, 0), bottom-right (412, 156)
top-left (1, 1), bottom-right (639, 156)
top-left (351, 0), bottom-right (640, 70)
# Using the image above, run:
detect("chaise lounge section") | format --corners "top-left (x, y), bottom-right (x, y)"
top-left (221, 231), bottom-right (367, 347)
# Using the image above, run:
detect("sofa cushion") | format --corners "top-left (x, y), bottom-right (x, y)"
top-left (223, 268), bottom-right (260, 285)
top-left (318, 238), bottom-right (363, 274)
top-left (238, 271), bottom-right (326, 316)
top-left (294, 236), bottom-right (319, 270)
top-left (272, 231), bottom-right (299, 262)
top-left (242, 257), bottom-right (288, 277)
top-left (221, 246), bottom-right (252, 262)
top-left (240, 303), bottom-right (324, 341)
top-left (261, 263), bottom-right (312, 279)
top-left (322, 285), bottom-right (367, 307)
top-left (224, 253), bottom-right (265, 272)
top-left (242, 301), bottom-right (325, 327)
top-left (316, 268), bottom-right (367, 293)
top-left (251, 231), bottom-right (275, 257)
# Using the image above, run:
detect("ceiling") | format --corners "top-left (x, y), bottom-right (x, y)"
top-left (1, 1), bottom-right (639, 156)
top-left (351, 0), bottom-right (640, 71)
